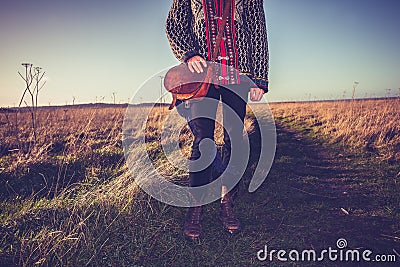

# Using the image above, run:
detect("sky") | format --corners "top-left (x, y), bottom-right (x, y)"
top-left (1, 0), bottom-right (400, 107)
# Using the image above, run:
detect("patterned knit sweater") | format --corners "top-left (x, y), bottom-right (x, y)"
top-left (166, 0), bottom-right (269, 92)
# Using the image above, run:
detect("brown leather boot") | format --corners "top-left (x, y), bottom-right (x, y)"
top-left (220, 189), bottom-right (241, 234)
top-left (183, 206), bottom-right (203, 241)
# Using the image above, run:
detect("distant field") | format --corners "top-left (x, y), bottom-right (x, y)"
top-left (268, 98), bottom-right (399, 161)
top-left (0, 98), bottom-right (398, 266)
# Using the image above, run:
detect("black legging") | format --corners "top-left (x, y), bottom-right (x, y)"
top-left (179, 84), bottom-right (248, 188)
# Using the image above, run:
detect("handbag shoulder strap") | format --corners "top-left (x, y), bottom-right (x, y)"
top-left (211, 0), bottom-right (232, 61)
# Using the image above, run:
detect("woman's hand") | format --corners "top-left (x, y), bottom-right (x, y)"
top-left (250, 87), bottom-right (264, 102)
top-left (187, 55), bottom-right (207, 73)
top-left (188, 55), bottom-right (264, 101)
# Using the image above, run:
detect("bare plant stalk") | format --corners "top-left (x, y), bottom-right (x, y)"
top-left (33, 67), bottom-right (46, 129)
top-left (18, 63), bottom-right (46, 146)
top-left (14, 108), bottom-right (20, 149)
top-left (351, 81), bottom-right (359, 100)
top-left (18, 63), bottom-right (37, 144)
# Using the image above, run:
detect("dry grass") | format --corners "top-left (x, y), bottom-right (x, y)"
top-left (266, 98), bottom-right (400, 161)
top-left (0, 99), bottom-right (398, 266)
top-left (0, 105), bottom-right (125, 173)
top-left (0, 104), bottom-right (168, 266)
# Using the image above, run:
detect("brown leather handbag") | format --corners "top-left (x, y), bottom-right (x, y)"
top-left (164, 0), bottom-right (232, 110)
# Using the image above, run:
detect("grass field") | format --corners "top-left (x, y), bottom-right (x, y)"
top-left (0, 98), bottom-right (399, 266)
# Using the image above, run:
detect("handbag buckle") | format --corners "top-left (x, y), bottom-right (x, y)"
top-left (184, 100), bottom-right (191, 109)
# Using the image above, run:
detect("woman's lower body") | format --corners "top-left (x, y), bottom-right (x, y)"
top-left (181, 83), bottom-right (248, 241)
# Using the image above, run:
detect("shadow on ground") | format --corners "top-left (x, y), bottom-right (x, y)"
top-left (0, 152), bottom-right (124, 200)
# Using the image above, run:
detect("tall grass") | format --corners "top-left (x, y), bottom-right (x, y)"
top-left (0, 104), bottom-right (167, 266)
top-left (0, 99), bottom-right (398, 266)
top-left (267, 98), bottom-right (399, 161)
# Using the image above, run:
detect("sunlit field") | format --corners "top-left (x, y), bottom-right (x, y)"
top-left (268, 98), bottom-right (399, 161)
top-left (0, 99), bottom-right (398, 266)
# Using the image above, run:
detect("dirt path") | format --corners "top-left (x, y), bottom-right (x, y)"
top-left (172, 120), bottom-right (399, 266)
top-left (231, 122), bottom-right (399, 265)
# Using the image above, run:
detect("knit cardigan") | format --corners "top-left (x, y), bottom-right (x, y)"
top-left (166, 0), bottom-right (269, 92)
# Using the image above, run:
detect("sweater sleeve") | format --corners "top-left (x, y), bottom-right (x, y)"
top-left (166, 0), bottom-right (201, 62)
top-left (244, 0), bottom-right (269, 92)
